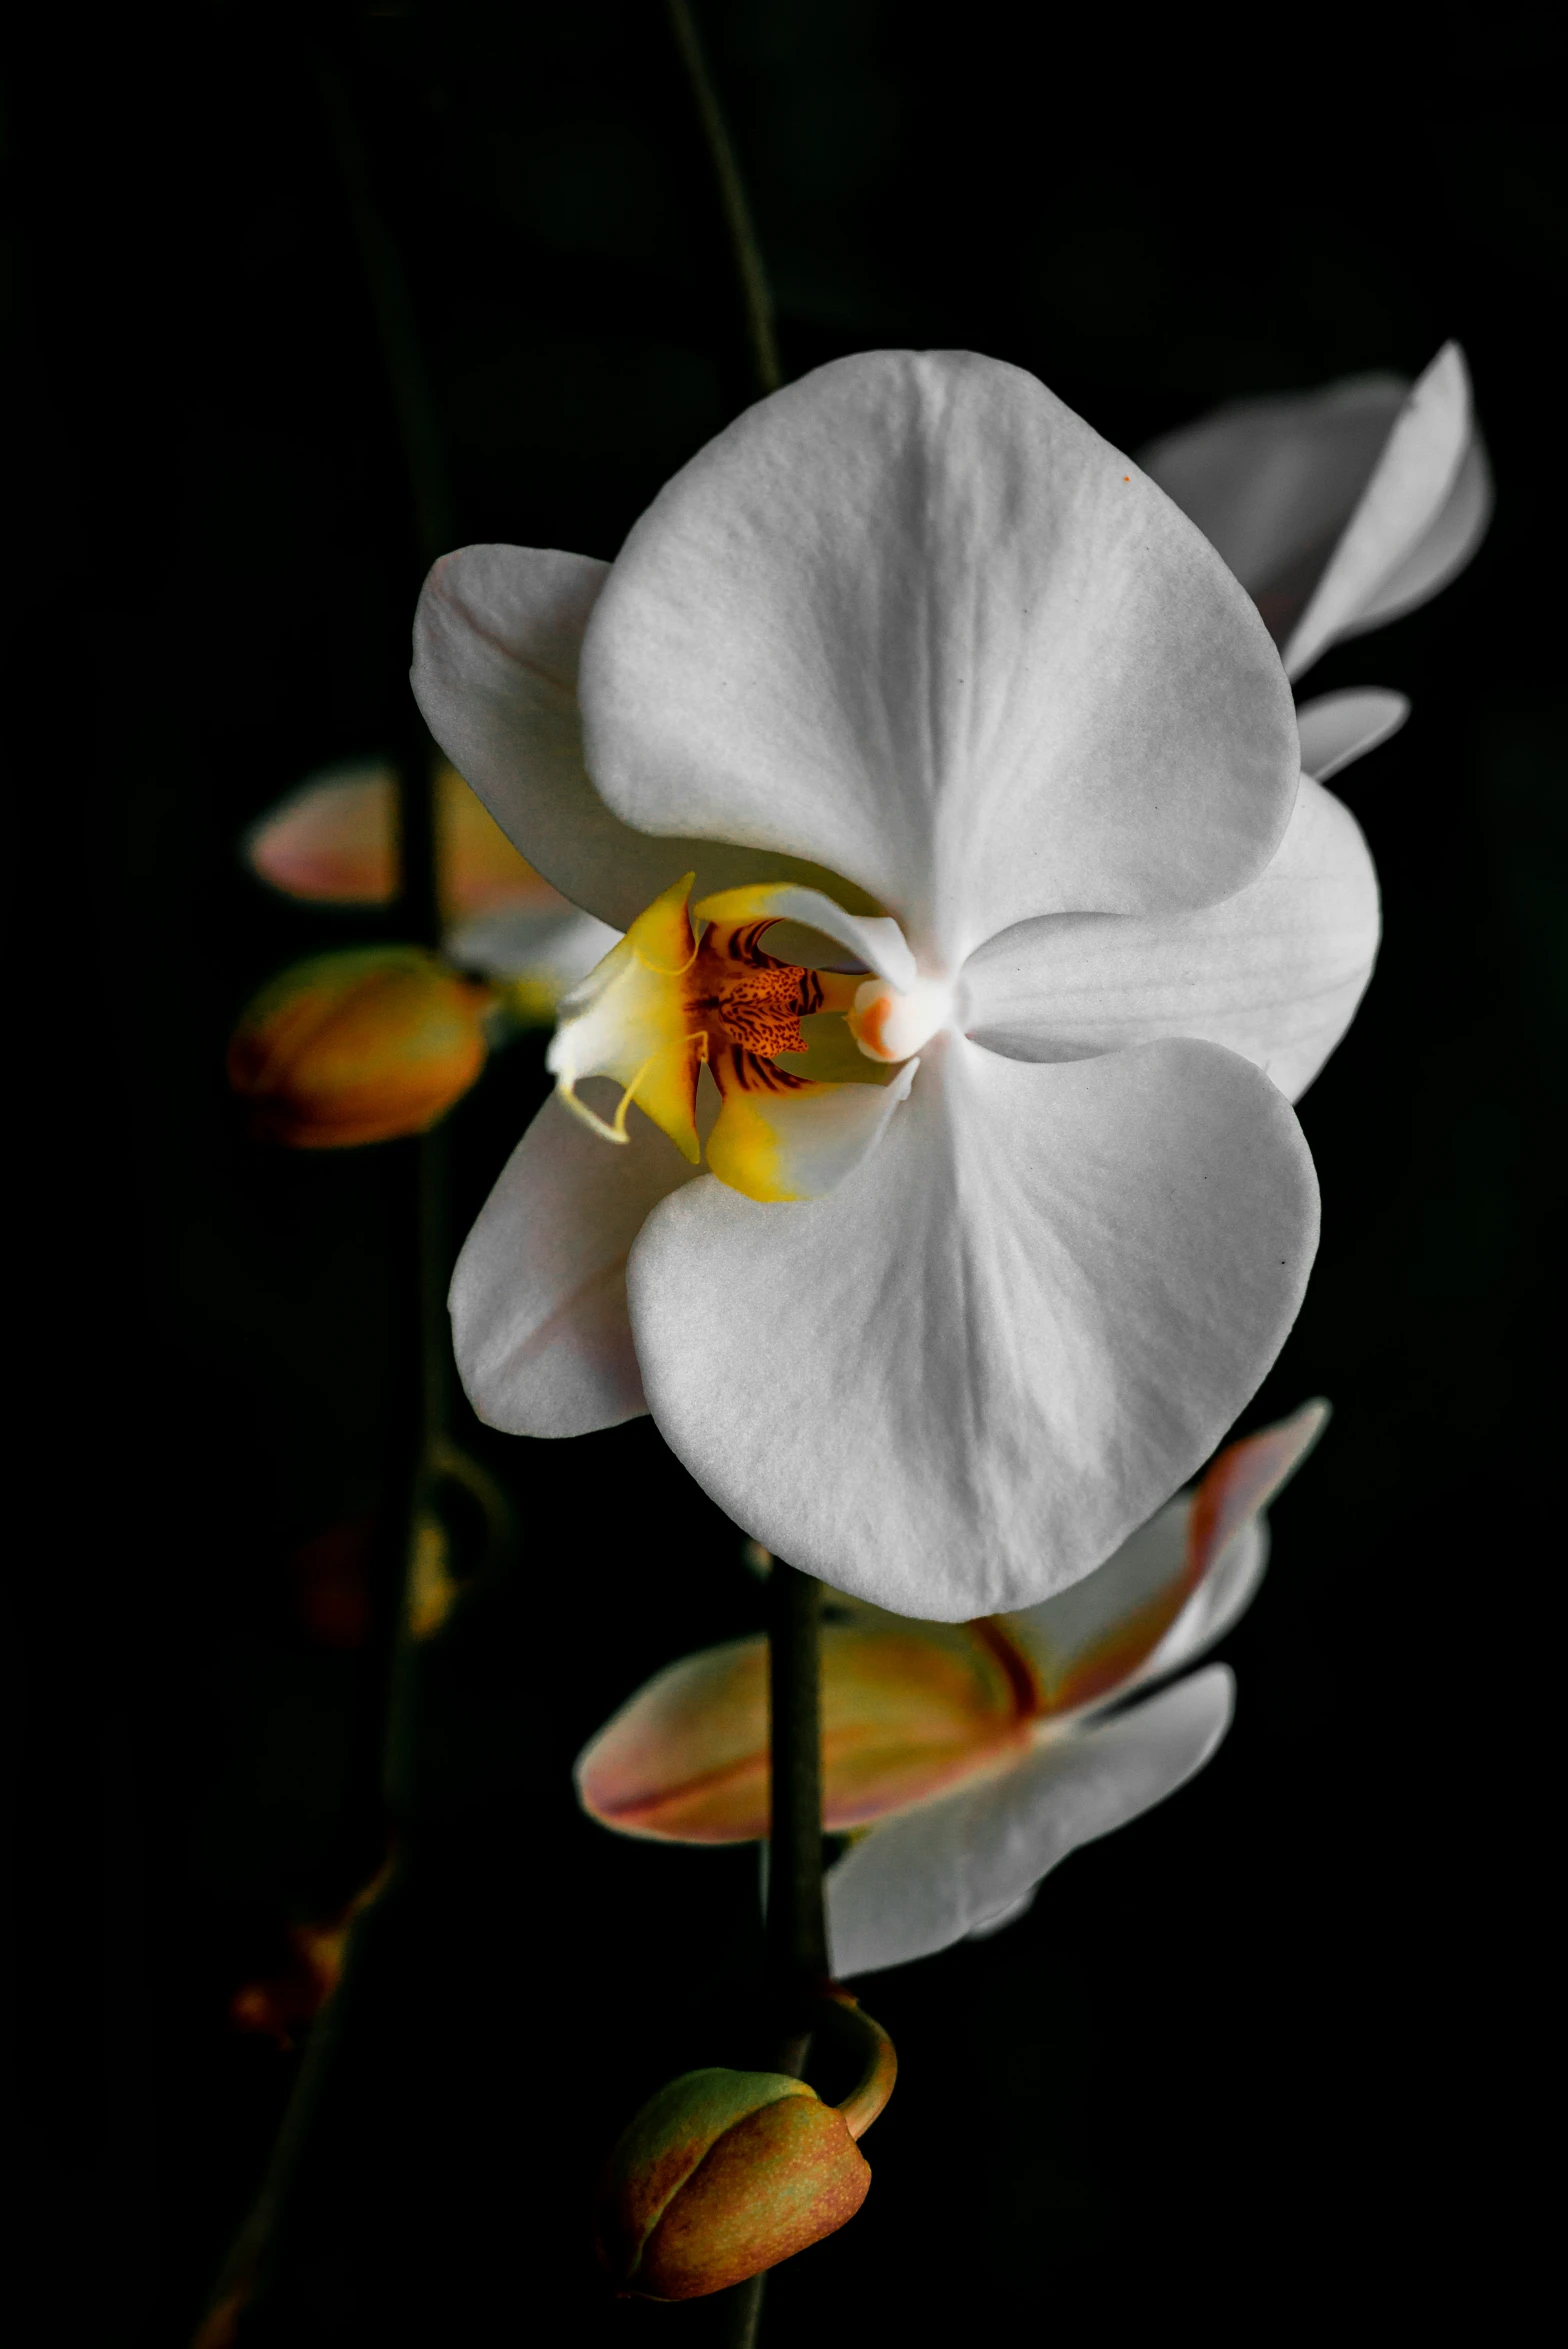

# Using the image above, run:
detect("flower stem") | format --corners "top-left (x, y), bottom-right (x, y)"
top-left (766, 1562), bottom-right (829, 2037)
top-left (666, 0), bottom-right (782, 397)
top-left (721, 1563), bottom-right (827, 2346)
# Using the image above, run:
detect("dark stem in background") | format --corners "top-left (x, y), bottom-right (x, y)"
top-left (667, 0), bottom-right (782, 397)
top-left (194, 53), bottom-right (459, 2346)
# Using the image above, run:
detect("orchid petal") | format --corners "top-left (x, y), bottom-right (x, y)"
top-left (1296, 689), bottom-right (1410, 782)
top-left (999, 1398), bottom-right (1326, 1713)
top-left (694, 886), bottom-right (915, 993)
top-left (412, 544), bottom-right (884, 931)
top-left (1140, 373), bottom-right (1407, 644)
top-left (575, 1617), bottom-right (1037, 1845)
top-left (581, 351), bottom-right (1298, 967)
top-left (962, 775), bottom-right (1378, 1104)
top-left (1283, 345), bottom-right (1479, 678)
top-left (1346, 432), bottom-right (1492, 638)
top-left (445, 906), bottom-right (622, 991)
top-left (450, 1084), bottom-right (704, 1437)
top-left (826, 1668), bottom-right (1235, 1975)
top-left (627, 1035), bottom-right (1317, 1619)
top-left (707, 1060), bottom-right (917, 1205)
top-left (1125, 1397), bottom-right (1328, 1687)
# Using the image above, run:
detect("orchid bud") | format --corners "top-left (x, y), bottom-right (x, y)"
top-left (227, 947), bottom-right (490, 1147)
top-left (596, 2065), bottom-right (871, 2301)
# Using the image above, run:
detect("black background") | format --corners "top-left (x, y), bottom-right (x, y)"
top-left (7, 1), bottom-right (1561, 2340)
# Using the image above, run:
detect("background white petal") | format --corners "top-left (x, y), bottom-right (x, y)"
top-left (450, 1084), bottom-right (701, 1437)
top-left (412, 543), bottom-right (888, 930)
top-left (444, 905), bottom-right (621, 988)
top-left (1129, 1521), bottom-right (1269, 1687)
top-left (1283, 344), bottom-right (1478, 678)
top-left (826, 1667), bottom-right (1235, 1974)
top-left (627, 1034), bottom-right (1318, 1619)
top-left (1296, 689), bottom-right (1410, 782)
top-left (1141, 371), bottom-right (1407, 642)
top-left (962, 775), bottom-right (1379, 1103)
top-left (582, 351), bottom-right (1298, 966)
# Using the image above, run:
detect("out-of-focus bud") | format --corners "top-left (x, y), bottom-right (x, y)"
top-left (227, 947), bottom-right (491, 1147)
top-left (596, 2067), bottom-right (871, 2301)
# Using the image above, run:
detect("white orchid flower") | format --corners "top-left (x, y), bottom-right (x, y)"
top-left (244, 755), bottom-right (618, 1008)
top-left (415, 350), bottom-right (1368, 1619)
top-left (576, 1404), bottom-right (1325, 1973)
top-left (1141, 341), bottom-right (1490, 685)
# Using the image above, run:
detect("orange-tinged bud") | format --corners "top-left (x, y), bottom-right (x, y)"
top-left (596, 2066), bottom-right (872, 2301)
top-left (227, 947), bottom-right (490, 1147)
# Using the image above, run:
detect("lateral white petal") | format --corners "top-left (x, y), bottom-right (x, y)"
top-left (627, 1035), bottom-right (1318, 1620)
top-left (826, 1668), bottom-right (1235, 1974)
top-left (582, 351), bottom-right (1298, 967)
top-left (1296, 689), bottom-right (1410, 782)
top-left (450, 1084), bottom-right (701, 1438)
top-left (962, 775), bottom-right (1379, 1103)
top-left (1283, 344), bottom-right (1476, 679)
top-left (411, 544), bottom-right (864, 931)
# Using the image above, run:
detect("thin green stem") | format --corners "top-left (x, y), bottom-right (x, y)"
top-left (666, 0), bottom-right (781, 396)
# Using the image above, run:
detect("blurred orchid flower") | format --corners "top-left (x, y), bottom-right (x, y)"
top-left (418, 350), bottom-right (1352, 1617)
top-left (578, 1403), bottom-right (1324, 1975)
top-left (1141, 342), bottom-right (1490, 683)
top-left (244, 756), bottom-right (618, 1012)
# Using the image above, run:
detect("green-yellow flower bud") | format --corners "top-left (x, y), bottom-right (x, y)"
top-left (595, 2065), bottom-right (871, 2301)
top-left (227, 946), bottom-right (490, 1148)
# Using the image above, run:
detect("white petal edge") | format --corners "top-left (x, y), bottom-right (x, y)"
top-left (445, 906), bottom-right (622, 986)
top-left (582, 350), bottom-right (1299, 968)
top-left (1296, 689), bottom-right (1410, 782)
top-left (450, 1083), bottom-right (701, 1437)
top-left (961, 774), bottom-right (1380, 1103)
top-left (627, 1033), bottom-right (1318, 1620)
top-left (695, 885), bottom-right (916, 992)
top-left (1283, 344), bottom-right (1476, 680)
top-left (826, 1666), bottom-right (1235, 1974)
top-left (1138, 373), bottom-right (1406, 612)
top-left (411, 544), bottom-right (880, 933)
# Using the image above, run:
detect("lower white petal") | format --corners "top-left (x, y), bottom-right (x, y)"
top-left (627, 1034), bottom-right (1317, 1620)
top-left (962, 775), bottom-right (1378, 1104)
top-left (826, 1667), bottom-right (1235, 1975)
top-left (450, 1085), bottom-right (701, 1437)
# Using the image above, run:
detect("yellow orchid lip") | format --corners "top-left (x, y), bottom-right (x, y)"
top-left (577, 1614), bottom-right (1044, 1844)
top-left (546, 874), bottom-right (893, 1203)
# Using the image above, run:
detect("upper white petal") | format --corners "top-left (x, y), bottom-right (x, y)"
top-left (626, 1033), bottom-right (1318, 1620)
top-left (411, 544), bottom-right (879, 930)
top-left (962, 775), bottom-right (1379, 1103)
top-left (450, 1085), bottom-right (702, 1438)
top-left (581, 350), bottom-right (1298, 968)
top-left (826, 1667), bottom-right (1235, 1974)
